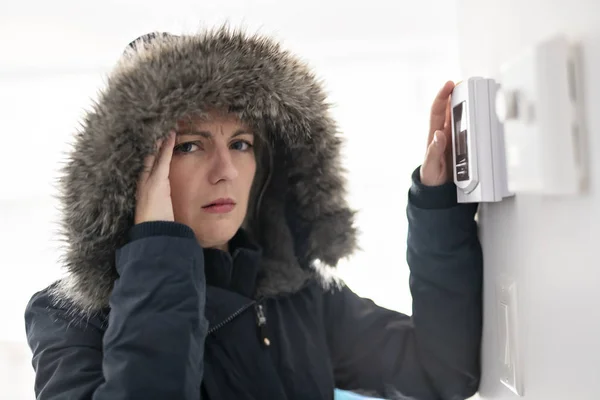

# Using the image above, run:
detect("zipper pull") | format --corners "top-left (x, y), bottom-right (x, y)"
top-left (255, 304), bottom-right (271, 347)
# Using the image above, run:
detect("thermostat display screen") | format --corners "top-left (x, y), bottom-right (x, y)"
top-left (453, 101), bottom-right (470, 181)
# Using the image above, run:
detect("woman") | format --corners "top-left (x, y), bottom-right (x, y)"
top-left (24, 29), bottom-right (482, 400)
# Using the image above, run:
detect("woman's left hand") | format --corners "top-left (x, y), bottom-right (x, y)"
top-left (420, 81), bottom-right (455, 186)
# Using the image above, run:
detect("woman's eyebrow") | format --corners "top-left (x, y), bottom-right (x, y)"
top-left (176, 129), bottom-right (253, 138)
top-left (231, 129), bottom-right (254, 138)
top-left (176, 130), bottom-right (211, 138)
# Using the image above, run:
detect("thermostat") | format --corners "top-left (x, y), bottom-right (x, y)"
top-left (451, 77), bottom-right (513, 203)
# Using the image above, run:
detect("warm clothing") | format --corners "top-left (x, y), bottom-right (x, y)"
top-left (24, 29), bottom-right (483, 400)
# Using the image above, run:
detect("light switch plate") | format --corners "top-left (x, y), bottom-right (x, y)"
top-left (497, 33), bottom-right (587, 196)
top-left (496, 277), bottom-right (524, 396)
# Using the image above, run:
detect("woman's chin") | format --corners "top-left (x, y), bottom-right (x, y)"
top-left (194, 222), bottom-right (240, 250)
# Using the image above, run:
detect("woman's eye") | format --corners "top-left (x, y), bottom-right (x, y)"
top-left (174, 142), bottom-right (199, 153)
top-left (231, 140), bottom-right (253, 152)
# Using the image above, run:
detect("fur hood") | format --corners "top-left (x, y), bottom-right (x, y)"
top-left (53, 27), bottom-right (357, 314)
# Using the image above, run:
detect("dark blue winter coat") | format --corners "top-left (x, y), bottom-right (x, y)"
top-left (24, 30), bottom-right (482, 400)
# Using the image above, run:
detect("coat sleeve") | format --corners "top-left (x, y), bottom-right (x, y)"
top-left (24, 222), bottom-right (209, 400)
top-left (323, 167), bottom-right (483, 400)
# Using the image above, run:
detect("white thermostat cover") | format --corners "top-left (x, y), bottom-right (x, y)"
top-left (451, 78), bottom-right (513, 203)
top-left (498, 33), bottom-right (587, 196)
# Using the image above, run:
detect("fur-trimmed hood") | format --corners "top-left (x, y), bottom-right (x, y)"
top-left (53, 27), bottom-right (357, 314)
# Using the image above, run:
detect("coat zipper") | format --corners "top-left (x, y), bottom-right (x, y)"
top-left (206, 299), bottom-right (271, 348)
top-left (207, 301), bottom-right (256, 334)
top-left (206, 261), bottom-right (312, 343)
top-left (255, 303), bottom-right (271, 347)
top-left (206, 279), bottom-right (315, 344)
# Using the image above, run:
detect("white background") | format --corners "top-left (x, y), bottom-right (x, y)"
top-left (456, 0), bottom-right (600, 399)
top-left (0, 1), bottom-right (461, 398)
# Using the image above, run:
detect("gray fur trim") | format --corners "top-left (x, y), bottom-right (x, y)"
top-left (53, 27), bottom-right (357, 314)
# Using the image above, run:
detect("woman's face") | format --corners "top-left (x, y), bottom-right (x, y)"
top-left (170, 112), bottom-right (257, 250)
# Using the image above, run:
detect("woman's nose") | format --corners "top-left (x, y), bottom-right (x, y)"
top-left (209, 148), bottom-right (239, 184)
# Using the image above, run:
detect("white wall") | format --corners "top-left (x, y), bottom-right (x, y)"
top-left (455, 1), bottom-right (600, 399)
top-left (1, 1), bottom-right (460, 398)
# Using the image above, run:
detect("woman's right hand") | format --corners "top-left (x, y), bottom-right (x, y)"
top-left (134, 131), bottom-right (176, 224)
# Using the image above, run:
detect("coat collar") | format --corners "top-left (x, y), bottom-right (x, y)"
top-left (203, 229), bottom-right (262, 299)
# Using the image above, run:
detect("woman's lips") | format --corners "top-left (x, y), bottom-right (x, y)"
top-left (202, 198), bottom-right (236, 214)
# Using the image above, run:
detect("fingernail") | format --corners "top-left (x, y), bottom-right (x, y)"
top-left (433, 130), bottom-right (441, 145)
